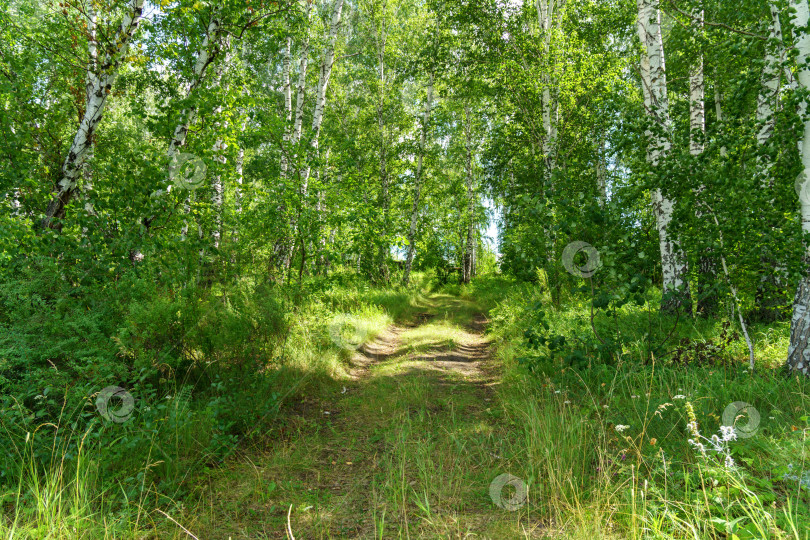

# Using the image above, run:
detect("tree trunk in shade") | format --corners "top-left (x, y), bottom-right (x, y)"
top-left (403, 72), bottom-right (434, 285)
top-left (786, 0), bottom-right (810, 376)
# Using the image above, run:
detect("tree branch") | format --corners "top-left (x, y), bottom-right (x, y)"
top-left (663, 0), bottom-right (766, 40)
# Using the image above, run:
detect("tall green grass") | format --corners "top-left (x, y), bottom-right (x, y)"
top-left (477, 274), bottom-right (810, 538)
top-left (0, 271), bottom-right (431, 538)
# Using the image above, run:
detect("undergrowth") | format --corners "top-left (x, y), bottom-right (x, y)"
top-left (462, 274), bottom-right (810, 539)
top-left (0, 269), bottom-right (429, 538)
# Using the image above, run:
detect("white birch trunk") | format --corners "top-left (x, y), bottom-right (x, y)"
top-left (637, 0), bottom-right (689, 309)
top-left (82, 3), bottom-right (98, 222)
top-left (754, 8), bottom-right (790, 321)
top-left (210, 49), bottom-right (230, 250)
top-left (81, 145), bottom-right (96, 217)
top-left (375, 1), bottom-right (390, 282)
top-left (596, 135), bottom-right (607, 207)
top-left (536, 0), bottom-right (559, 175)
top-left (11, 188), bottom-right (21, 217)
top-left (280, 36), bottom-right (293, 177)
top-left (283, 0), bottom-right (339, 277)
top-left (291, 2), bottom-right (314, 149)
top-left (757, 6), bottom-right (785, 187)
top-left (235, 116), bottom-right (247, 216)
top-left (403, 73), bottom-right (434, 285)
top-left (463, 104), bottom-right (475, 284)
top-left (41, 0), bottom-right (144, 228)
top-left (281, 1), bottom-right (314, 278)
top-left (786, 0), bottom-right (810, 375)
top-left (167, 14), bottom-right (222, 184)
top-left (690, 10), bottom-right (717, 315)
top-left (211, 136), bottom-right (225, 249)
top-left (311, 0), bottom-right (344, 142)
top-left (282, 18), bottom-right (313, 278)
top-left (316, 150), bottom-right (331, 273)
top-left (695, 202), bottom-right (756, 368)
top-left (535, 0), bottom-right (561, 265)
top-left (301, 0), bottom-right (345, 191)
top-left (689, 10), bottom-right (704, 157)
top-left (147, 12), bottom-right (221, 253)
top-left (714, 79), bottom-right (728, 158)
top-left (326, 227), bottom-right (337, 273)
top-left (177, 14), bottom-right (222, 245)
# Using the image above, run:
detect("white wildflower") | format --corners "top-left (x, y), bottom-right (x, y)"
top-left (719, 425), bottom-right (736, 442)
top-left (615, 425), bottom-right (630, 433)
top-left (688, 439), bottom-right (707, 456)
top-left (673, 395), bottom-right (686, 400)
top-left (710, 434), bottom-right (723, 452)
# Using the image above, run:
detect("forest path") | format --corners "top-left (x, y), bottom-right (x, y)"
top-left (191, 293), bottom-right (541, 539)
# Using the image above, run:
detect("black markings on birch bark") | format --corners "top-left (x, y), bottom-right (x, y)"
top-left (41, 0), bottom-right (145, 229)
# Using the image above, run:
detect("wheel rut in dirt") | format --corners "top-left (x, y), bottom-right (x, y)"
top-left (349, 311), bottom-right (496, 386)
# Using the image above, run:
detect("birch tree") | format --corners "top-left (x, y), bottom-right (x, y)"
top-left (280, 36), bottom-right (293, 177)
top-left (290, 1), bottom-right (314, 153)
top-left (403, 72), bottom-right (434, 285)
top-left (373, 0), bottom-right (391, 283)
top-left (148, 9), bottom-right (223, 249)
top-left (596, 136), bottom-right (607, 207)
top-left (280, 2), bottom-right (314, 278)
top-left (41, 0), bottom-right (145, 229)
top-left (462, 102), bottom-right (476, 284)
top-left (757, 6), bottom-right (785, 186)
top-left (210, 51), bottom-right (229, 250)
top-left (786, 0), bottom-right (810, 376)
top-left (281, 0), bottom-right (344, 278)
top-left (689, 6), bottom-right (717, 315)
top-left (689, 19), bottom-right (704, 159)
top-left (536, 0), bottom-right (562, 181)
top-left (166, 12), bottom-right (223, 189)
top-left (752, 6), bottom-right (790, 321)
top-left (302, 0), bottom-right (345, 187)
top-left (636, 0), bottom-right (690, 311)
